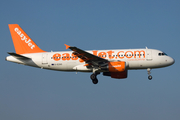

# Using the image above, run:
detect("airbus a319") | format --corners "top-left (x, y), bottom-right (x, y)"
top-left (6, 24), bottom-right (175, 84)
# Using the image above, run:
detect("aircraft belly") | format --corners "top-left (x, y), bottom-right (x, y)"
top-left (128, 61), bottom-right (139, 69)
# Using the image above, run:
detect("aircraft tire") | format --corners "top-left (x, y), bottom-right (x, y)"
top-left (148, 75), bottom-right (152, 80)
top-left (90, 74), bottom-right (96, 80)
top-left (90, 74), bottom-right (98, 84)
top-left (92, 79), bottom-right (98, 84)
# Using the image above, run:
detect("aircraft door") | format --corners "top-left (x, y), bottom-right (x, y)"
top-left (146, 49), bottom-right (152, 61)
top-left (42, 54), bottom-right (48, 64)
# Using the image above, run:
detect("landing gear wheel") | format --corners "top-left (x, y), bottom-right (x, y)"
top-left (147, 68), bottom-right (152, 80)
top-left (148, 75), bottom-right (152, 80)
top-left (90, 74), bottom-right (96, 80)
top-left (92, 79), bottom-right (98, 84)
top-left (90, 73), bottom-right (98, 84)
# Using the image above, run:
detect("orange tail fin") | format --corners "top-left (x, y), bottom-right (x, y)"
top-left (8, 24), bottom-right (45, 54)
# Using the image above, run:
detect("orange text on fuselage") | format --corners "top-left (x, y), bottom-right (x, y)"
top-left (52, 50), bottom-right (145, 62)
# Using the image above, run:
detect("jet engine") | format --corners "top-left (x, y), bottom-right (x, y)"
top-left (102, 61), bottom-right (128, 79)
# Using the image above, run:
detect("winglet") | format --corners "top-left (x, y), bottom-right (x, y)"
top-left (64, 44), bottom-right (70, 49)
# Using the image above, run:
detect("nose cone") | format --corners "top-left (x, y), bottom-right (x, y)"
top-left (168, 57), bottom-right (175, 66)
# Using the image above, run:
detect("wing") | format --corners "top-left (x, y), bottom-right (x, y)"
top-left (65, 44), bottom-right (108, 66)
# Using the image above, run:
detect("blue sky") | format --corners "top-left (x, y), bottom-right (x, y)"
top-left (0, 0), bottom-right (180, 120)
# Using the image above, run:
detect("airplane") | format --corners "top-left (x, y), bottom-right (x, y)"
top-left (6, 24), bottom-right (175, 84)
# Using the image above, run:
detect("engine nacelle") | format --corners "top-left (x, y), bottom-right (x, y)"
top-left (101, 61), bottom-right (126, 72)
top-left (102, 61), bottom-right (127, 79)
top-left (108, 61), bottom-right (126, 72)
top-left (103, 71), bottom-right (128, 79)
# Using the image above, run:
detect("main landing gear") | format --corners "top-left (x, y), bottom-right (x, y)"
top-left (147, 68), bottom-right (152, 80)
top-left (90, 72), bottom-right (100, 84)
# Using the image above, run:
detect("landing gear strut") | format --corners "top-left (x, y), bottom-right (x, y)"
top-left (90, 72), bottom-right (100, 84)
top-left (147, 68), bottom-right (152, 80)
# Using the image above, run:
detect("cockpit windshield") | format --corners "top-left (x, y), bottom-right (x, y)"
top-left (158, 52), bottom-right (168, 56)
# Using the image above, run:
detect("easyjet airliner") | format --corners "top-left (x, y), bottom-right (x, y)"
top-left (6, 24), bottom-right (175, 84)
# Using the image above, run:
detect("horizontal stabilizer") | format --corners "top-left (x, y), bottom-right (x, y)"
top-left (8, 52), bottom-right (31, 60)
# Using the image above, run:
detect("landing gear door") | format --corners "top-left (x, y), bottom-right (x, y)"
top-left (146, 49), bottom-right (152, 61)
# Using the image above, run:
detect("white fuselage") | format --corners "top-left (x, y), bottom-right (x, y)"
top-left (6, 48), bottom-right (175, 72)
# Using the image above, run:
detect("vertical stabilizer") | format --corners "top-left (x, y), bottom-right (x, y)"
top-left (8, 24), bottom-right (45, 54)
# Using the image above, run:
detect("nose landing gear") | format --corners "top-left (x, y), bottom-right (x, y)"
top-left (147, 68), bottom-right (152, 80)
